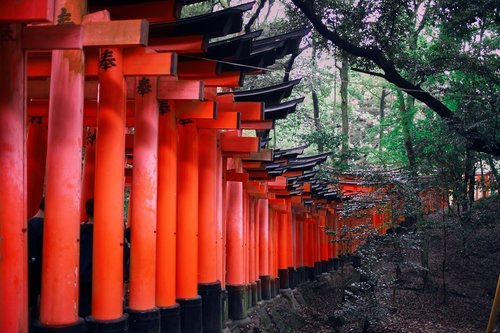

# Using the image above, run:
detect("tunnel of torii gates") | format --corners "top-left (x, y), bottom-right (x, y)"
top-left (0, 1), bottom-right (448, 333)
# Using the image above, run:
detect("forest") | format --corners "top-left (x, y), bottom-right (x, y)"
top-left (183, 1), bottom-right (499, 332)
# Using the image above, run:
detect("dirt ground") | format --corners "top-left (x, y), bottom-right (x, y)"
top-left (241, 197), bottom-right (500, 333)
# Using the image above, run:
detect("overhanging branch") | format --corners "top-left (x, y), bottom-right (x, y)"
top-left (291, 0), bottom-right (500, 156)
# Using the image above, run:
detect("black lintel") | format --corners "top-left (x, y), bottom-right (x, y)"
top-left (203, 30), bottom-right (263, 61)
top-left (289, 152), bottom-right (332, 164)
top-left (264, 97), bottom-right (305, 120)
top-left (252, 28), bottom-right (310, 59)
top-left (286, 160), bottom-right (318, 171)
top-left (220, 48), bottom-right (276, 73)
top-left (149, 2), bottom-right (255, 39)
top-left (273, 145), bottom-right (308, 159)
top-left (225, 78), bottom-right (302, 105)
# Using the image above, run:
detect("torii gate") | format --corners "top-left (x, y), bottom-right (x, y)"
top-left (1, 1), bottom-right (360, 331)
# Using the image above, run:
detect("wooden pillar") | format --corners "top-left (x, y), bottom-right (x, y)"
top-left (128, 76), bottom-right (160, 329)
top-left (273, 212), bottom-right (282, 295)
top-left (27, 118), bottom-right (48, 217)
top-left (253, 199), bottom-right (260, 300)
top-left (40, 52), bottom-right (84, 324)
top-left (80, 128), bottom-right (96, 222)
top-left (258, 199), bottom-right (270, 299)
top-left (277, 213), bottom-right (289, 290)
top-left (248, 197), bottom-right (257, 306)
top-left (215, 137), bottom-right (224, 287)
top-left (38, 1), bottom-right (86, 328)
top-left (320, 214), bottom-right (328, 273)
top-left (268, 208), bottom-right (275, 292)
top-left (89, 47), bottom-right (126, 330)
top-left (294, 213), bottom-right (303, 283)
top-left (314, 216), bottom-right (321, 274)
top-left (0, 23), bottom-right (28, 333)
top-left (176, 121), bottom-right (202, 332)
top-left (197, 129), bottom-right (222, 333)
top-left (157, 100), bottom-right (180, 331)
top-left (226, 158), bottom-right (246, 320)
top-left (243, 193), bottom-right (249, 286)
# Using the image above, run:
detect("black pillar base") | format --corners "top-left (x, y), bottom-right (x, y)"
top-left (222, 289), bottom-right (228, 328)
top-left (299, 267), bottom-right (307, 283)
top-left (256, 279), bottom-right (262, 302)
top-left (250, 283), bottom-right (257, 307)
top-left (226, 284), bottom-right (247, 320)
top-left (270, 278), bottom-right (277, 298)
top-left (86, 314), bottom-right (128, 333)
top-left (288, 267), bottom-right (296, 289)
top-left (159, 304), bottom-right (180, 333)
top-left (296, 267), bottom-right (302, 284)
top-left (278, 268), bottom-right (290, 290)
top-left (333, 258), bottom-right (340, 270)
top-left (125, 307), bottom-right (160, 333)
top-left (198, 282), bottom-right (222, 333)
top-left (246, 284), bottom-right (251, 311)
top-left (327, 259), bottom-right (334, 272)
top-left (352, 254), bottom-right (362, 268)
top-left (307, 266), bottom-right (315, 281)
top-left (314, 261), bottom-right (322, 277)
top-left (259, 275), bottom-right (271, 300)
top-left (321, 260), bottom-right (329, 273)
top-left (177, 296), bottom-right (202, 333)
top-left (33, 318), bottom-right (86, 333)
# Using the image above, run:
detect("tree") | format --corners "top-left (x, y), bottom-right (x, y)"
top-left (290, 0), bottom-right (500, 156)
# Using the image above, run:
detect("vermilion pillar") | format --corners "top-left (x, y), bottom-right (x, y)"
top-left (248, 197), bottom-right (257, 307)
top-left (39, 2), bottom-right (86, 328)
top-left (0, 23), bottom-right (28, 333)
top-left (327, 212), bottom-right (334, 271)
top-left (197, 129), bottom-right (222, 333)
top-left (215, 139), bottom-right (224, 287)
top-left (286, 210), bottom-right (295, 288)
top-left (243, 192), bottom-right (250, 311)
top-left (89, 47), bottom-right (127, 331)
top-left (80, 128), bottom-right (96, 222)
top-left (268, 209), bottom-right (276, 297)
top-left (320, 214), bottom-right (329, 273)
top-left (253, 199), bottom-right (261, 301)
top-left (27, 118), bottom-right (48, 217)
top-left (128, 76), bottom-right (160, 331)
top-left (304, 218), bottom-right (313, 281)
top-left (314, 216), bottom-right (321, 276)
top-left (294, 214), bottom-right (304, 284)
top-left (258, 199), bottom-right (271, 299)
top-left (273, 210), bottom-right (279, 294)
top-left (226, 158), bottom-right (246, 320)
top-left (176, 121), bottom-right (202, 332)
top-left (243, 193), bottom-right (249, 286)
top-left (278, 213), bottom-right (290, 290)
top-left (157, 100), bottom-right (180, 331)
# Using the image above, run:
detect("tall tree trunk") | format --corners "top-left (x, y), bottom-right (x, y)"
top-left (312, 90), bottom-right (323, 152)
top-left (340, 52), bottom-right (349, 161)
top-left (379, 87), bottom-right (387, 153)
top-left (396, 91), bottom-right (416, 172)
top-left (283, 49), bottom-right (301, 82)
top-left (460, 149), bottom-right (475, 250)
top-left (311, 41), bottom-right (323, 152)
top-left (487, 155), bottom-right (499, 191)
